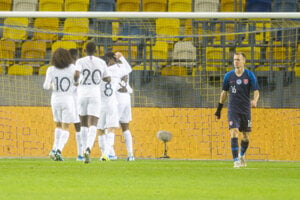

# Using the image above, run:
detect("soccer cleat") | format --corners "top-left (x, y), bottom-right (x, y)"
top-left (83, 148), bottom-right (91, 164)
top-left (127, 156), bottom-right (135, 162)
top-left (108, 155), bottom-right (118, 160)
top-left (239, 155), bottom-right (247, 167)
top-left (100, 155), bottom-right (110, 162)
top-left (233, 161), bottom-right (241, 168)
top-left (54, 150), bottom-right (64, 161)
top-left (49, 150), bottom-right (56, 161)
top-left (76, 155), bottom-right (84, 161)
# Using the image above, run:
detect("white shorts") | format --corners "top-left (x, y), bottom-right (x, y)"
top-left (51, 99), bottom-right (76, 124)
top-left (73, 94), bottom-right (80, 123)
top-left (78, 96), bottom-right (101, 118)
top-left (117, 93), bottom-right (132, 123)
top-left (97, 104), bottom-right (119, 130)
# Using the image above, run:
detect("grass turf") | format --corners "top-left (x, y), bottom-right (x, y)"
top-left (0, 158), bottom-right (299, 200)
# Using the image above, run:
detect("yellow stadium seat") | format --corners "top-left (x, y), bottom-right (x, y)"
top-left (0, 40), bottom-right (15, 66)
top-left (168, 0), bottom-right (192, 12)
top-left (161, 66), bottom-right (188, 76)
top-left (116, 0), bottom-right (140, 11)
top-left (156, 18), bottom-right (180, 42)
top-left (51, 41), bottom-right (77, 53)
top-left (38, 65), bottom-right (50, 76)
top-left (39, 0), bottom-right (64, 11)
top-left (7, 65), bottom-right (33, 75)
top-left (142, 0), bottom-right (167, 12)
top-left (206, 46), bottom-right (230, 65)
top-left (21, 40), bottom-right (47, 66)
top-left (213, 22), bottom-right (235, 42)
top-left (146, 41), bottom-right (169, 66)
top-left (220, 0), bottom-right (245, 12)
top-left (32, 18), bottom-right (59, 42)
top-left (13, 0), bottom-right (38, 11)
top-left (295, 67), bottom-right (300, 77)
top-left (112, 41), bottom-right (138, 63)
top-left (62, 18), bottom-right (89, 42)
top-left (65, 0), bottom-right (89, 11)
top-left (266, 43), bottom-right (291, 64)
top-left (0, 0), bottom-right (12, 11)
top-left (2, 17), bottom-right (29, 41)
top-left (235, 46), bottom-right (261, 64)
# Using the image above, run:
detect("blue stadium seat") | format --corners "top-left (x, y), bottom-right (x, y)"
top-left (273, 0), bottom-right (298, 12)
top-left (245, 0), bottom-right (272, 12)
top-left (89, 0), bottom-right (115, 11)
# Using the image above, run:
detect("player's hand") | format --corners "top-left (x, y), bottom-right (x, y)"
top-left (215, 110), bottom-right (221, 119)
top-left (115, 52), bottom-right (123, 59)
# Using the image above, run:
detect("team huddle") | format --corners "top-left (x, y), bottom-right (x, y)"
top-left (43, 41), bottom-right (134, 164)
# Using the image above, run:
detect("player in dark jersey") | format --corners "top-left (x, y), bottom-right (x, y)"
top-left (215, 52), bottom-right (260, 168)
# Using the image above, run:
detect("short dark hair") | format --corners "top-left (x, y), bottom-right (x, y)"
top-left (69, 48), bottom-right (78, 62)
top-left (51, 48), bottom-right (73, 69)
top-left (85, 41), bottom-right (96, 55)
top-left (103, 52), bottom-right (117, 65)
top-left (234, 52), bottom-right (246, 60)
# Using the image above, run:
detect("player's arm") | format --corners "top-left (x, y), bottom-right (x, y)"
top-left (251, 90), bottom-right (259, 108)
top-left (43, 68), bottom-right (53, 90)
top-left (215, 90), bottom-right (228, 119)
top-left (115, 52), bottom-right (132, 74)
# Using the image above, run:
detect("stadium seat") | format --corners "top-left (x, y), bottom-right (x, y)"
top-left (65, 0), bottom-right (89, 11)
top-left (21, 40), bottom-right (47, 66)
top-left (142, 0), bottom-right (167, 12)
top-left (2, 17), bottom-right (29, 41)
top-left (118, 22), bottom-right (146, 43)
top-left (0, 0), bottom-right (12, 11)
top-left (220, 0), bottom-right (245, 12)
top-left (116, 0), bottom-right (140, 11)
top-left (146, 41), bottom-right (169, 66)
top-left (38, 65), bottom-right (50, 75)
top-left (245, 0), bottom-right (272, 12)
top-left (168, 0), bottom-right (192, 12)
top-left (266, 44), bottom-right (292, 64)
top-left (212, 21), bottom-right (236, 42)
top-left (61, 18), bottom-right (89, 42)
top-left (89, 0), bottom-right (115, 11)
top-left (13, 0), bottom-right (38, 11)
top-left (273, 0), bottom-right (298, 12)
top-left (194, 0), bottom-right (219, 12)
top-left (32, 18), bottom-right (59, 42)
top-left (7, 64), bottom-right (33, 75)
top-left (156, 18), bottom-right (180, 42)
top-left (205, 46), bottom-right (230, 66)
top-left (172, 41), bottom-right (197, 66)
top-left (51, 41), bottom-right (77, 53)
top-left (0, 40), bottom-right (15, 66)
top-left (112, 41), bottom-right (138, 63)
top-left (161, 66), bottom-right (188, 76)
top-left (39, 0), bottom-right (64, 11)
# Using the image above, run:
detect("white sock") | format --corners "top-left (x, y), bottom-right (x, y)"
top-left (52, 128), bottom-right (62, 151)
top-left (98, 135), bottom-right (106, 155)
top-left (75, 132), bottom-right (82, 156)
top-left (124, 130), bottom-right (133, 157)
top-left (57, 130), bottom-right (69, 152)
top-left (81, 127), bottom-right (88, 150)
top-left (107, 132), bottom-right (115, 156)
top-left (87, 126), bottom-right (97, 150)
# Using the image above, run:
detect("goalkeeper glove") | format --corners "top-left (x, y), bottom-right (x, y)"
top-left (215, 103), bottom-right (223, 119)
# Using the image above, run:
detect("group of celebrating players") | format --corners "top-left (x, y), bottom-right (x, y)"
top-left (43, 41), bottom-right (134, 164)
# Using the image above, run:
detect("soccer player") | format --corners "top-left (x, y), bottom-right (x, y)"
top-left (43, 48), bottom-right (76, 161)
top-left (215, 52), bottom-right (259, 168)
top-left (103, 52), bottom-right (135, 161)
top-left (69, 48), bottom-right (84, 161)
top-left (74, 41), bottom-right (110, 164)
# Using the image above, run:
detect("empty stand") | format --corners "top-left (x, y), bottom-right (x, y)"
top-left (65, 0), bottom-right (89, 11)
top-left (273, 0), bottom-right (298, 12)
top-left (21, 40), bottom-right (47, 66)
top-left (13, 0), bottom-right (38, 11)
top-left (89, 0), bottom-right (115, 11)
top-left (7, 65), bottom-right (33, 75)
top-left (246, 0), bottom-right (272, 12)
top-left (39, 0), bottom-right (64, 11)
top-left (0, 40), bottom-right (15, 66)
top-left (2, 18), bottom-right (29, 41)
top-left (161, 66), bottom-right (188, 76)
top-left (156, 18), bottom-right (180, 42)
top-left (194, 0), bottom-right (219, 12)
top-left (205, 46), bottom-right (230, 67)
top-left (142, 0), bottom-right (167, 12)
top-left (146, 41), bottom-right (169, 66)
top-left (38, 65), bottom-right (50, 76)
top-left (61, 18), bottom-right (89, 42)
top-left (116, 0), bottom-right (140, 11)
top-left (172, 41), bottom-right (197, 65)
top-left (32, 18), bottom-right (59, 42)
top-left (220, 0), bottom-right (246, 12)
top-left (112, 41), bottom-right (138, 63)
top-left (0, 0), bottom-right (12, 11)
top-left (168, 0), bottom-right (192, 12)
top-left (51, 41), bottom-right (77, 53)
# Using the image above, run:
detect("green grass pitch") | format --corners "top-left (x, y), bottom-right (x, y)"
top-left (0, 158), bottom-right (299, 200)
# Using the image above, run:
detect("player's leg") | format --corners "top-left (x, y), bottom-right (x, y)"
top-left (121, 123), bottom-right (134, 161)
top-left (50, 123), bottom-right (62, 161)
top-left (96, 114), bottom-right (110, 161)
top-left (239, 132), bottom-right (249, 167)
top-left (74, 122), bottom-right (84, 161)
top-left (106, 127), bottom-right (117, 160)
top-left (54, 123), bottom-right (70, 161)
top-left (230, 128), bottom-right (240, 168)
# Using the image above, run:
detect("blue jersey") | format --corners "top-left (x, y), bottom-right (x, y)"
top-left (222, 69), bottom-right (259, 114)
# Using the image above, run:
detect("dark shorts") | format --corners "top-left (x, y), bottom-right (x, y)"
top-left (228, 111), bottom-right (252, 132)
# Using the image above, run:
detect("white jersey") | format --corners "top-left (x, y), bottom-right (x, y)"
top-left (75, 55), bottom-right (110, 98)
top-left (118, 56), bottom-right (133, 94)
